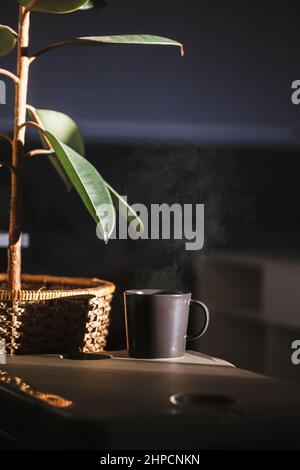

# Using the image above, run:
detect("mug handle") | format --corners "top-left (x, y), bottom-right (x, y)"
top-left (186, 300), bottom-right (210, 342)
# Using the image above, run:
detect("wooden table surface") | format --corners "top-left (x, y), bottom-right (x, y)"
top-left (0, 351), bottom-right (300, 449)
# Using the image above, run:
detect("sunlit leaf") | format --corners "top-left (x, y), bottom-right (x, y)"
top-left (80, 0), bottom-right (107, 10)
top-left (45, 131), bottom-right (115, 242)
top-left (18, 0), bottom-right (89, 14)
top-left (0, 25), bottom-right (17, 58)
top-left (73, 35), bottom-right (183, 55)
top-left (105, 182), bottom-right (144, 235)
top-left (33, 35), bottom-right (184, 57)
top-left (28, 107), bottom-right (84, 155)
top-left (27, 106), bottom-right (84, 191)
top-left (80, 0), bottom-right (93, 9)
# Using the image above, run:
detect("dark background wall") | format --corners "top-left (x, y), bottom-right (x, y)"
top-left (1, 0), bottom-right (300, 145)
top-left (0, 1), bottom-right (300, 377)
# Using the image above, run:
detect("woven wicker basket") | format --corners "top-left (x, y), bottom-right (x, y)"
top-left (0, 274), bottom-right (115, 355)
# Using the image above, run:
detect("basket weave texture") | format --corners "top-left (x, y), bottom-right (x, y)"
top-left (0, 274), bottom-right (115, 355)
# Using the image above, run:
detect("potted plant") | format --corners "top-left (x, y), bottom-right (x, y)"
top-left (0, 0), bottom-right (183, 355)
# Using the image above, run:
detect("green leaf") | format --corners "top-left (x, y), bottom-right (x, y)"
top-left (28, 107), bottom-right (85, 155)
top-left (0, 25), bottom-right (17, 58)
top-left (74, 35), bottom-right (183, 53)
top-left (33, 35), bottom-right (184, 57)
top-left (105, 182), bottom-right (144, 235)
top-left (45, 131), bottom-right (115, 242)
top-left (27, 106), bottom-right (84, 191)
top-left (80, 0), bottom-right (93, 9)
top-left (80, 0), bottom-right (107, 9)
top-left (18, 0), bottom-right (89, 14)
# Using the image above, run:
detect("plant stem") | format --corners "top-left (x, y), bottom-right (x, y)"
top-left (0, 69), bottom-right (19, 85)
top-left (8, 7), bottom-right (31, 292)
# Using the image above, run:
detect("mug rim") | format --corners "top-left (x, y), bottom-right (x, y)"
top-left (124, 289), bottom-right (191, 297)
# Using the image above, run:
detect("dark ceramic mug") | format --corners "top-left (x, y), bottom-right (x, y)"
top-left (124, 290), bottom-right (210, 359)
